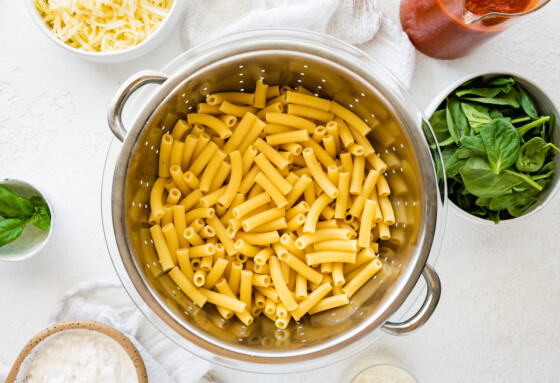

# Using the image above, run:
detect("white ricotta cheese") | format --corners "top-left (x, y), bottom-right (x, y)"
top-left (25, 329), bottom-right (137, 383)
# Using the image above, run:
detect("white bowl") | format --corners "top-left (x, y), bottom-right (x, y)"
top-left (24, 0), bottom-right (183, 63)
top-left (0, 178), bottom-right (54, 261)
top-left (425, 71), bottom-right (560, 225)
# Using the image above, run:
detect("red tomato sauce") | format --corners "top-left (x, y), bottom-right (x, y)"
top-left (400, 0), bottom-right (536, 60)
top-left (466, 0), bottom-right (534, 14)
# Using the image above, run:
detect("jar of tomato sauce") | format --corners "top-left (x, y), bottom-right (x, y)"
top-left (400, 0), bottom-right (551, 60)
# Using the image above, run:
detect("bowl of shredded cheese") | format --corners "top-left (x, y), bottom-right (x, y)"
top-left (25, 0), bottom-right (181, 63)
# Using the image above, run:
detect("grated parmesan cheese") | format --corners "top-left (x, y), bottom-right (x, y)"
top-left (34, 0), bottom-right (173, 52)
top-left (352, 365), bottom-right (418, 383)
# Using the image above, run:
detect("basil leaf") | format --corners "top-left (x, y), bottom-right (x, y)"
top-left (516, 137), bottom-right (550, 173)
top-left (30, 196), bottom-right (46, 208)
top-left (31, 205), bottom-right (51, 231)
top-left (480, 119), bottom-right (520, 174)
top-left (0, 185), bottom-right (34, 219)
top-left (460, 156), bottom-right (521, 198)
top-left (517, 84), bottom-right (539, 120)
top-left (0, 218), bottom-right (28, 247)
top-left (29, 196), bottom-right (51, 217)
top-left (461, 135), bottom-right (487, 155)
top-left (461, 103), bottom-right (492, 132)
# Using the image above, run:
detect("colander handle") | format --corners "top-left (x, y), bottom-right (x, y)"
top-left (107, 70), bottom-right (168, 142)
top-left (381, 263), bottom-right (441, 335)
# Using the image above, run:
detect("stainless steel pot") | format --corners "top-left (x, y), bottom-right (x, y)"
top-left (104, 29), bottom-right (446, 373)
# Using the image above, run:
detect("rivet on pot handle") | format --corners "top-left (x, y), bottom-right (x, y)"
top-left (107, 70), bottom-right (168, 142)
top-left (381, 263), bottom-right (441, 335)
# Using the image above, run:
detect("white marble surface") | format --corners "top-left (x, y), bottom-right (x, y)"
top-left (1, 1), bottom-right (560, 382)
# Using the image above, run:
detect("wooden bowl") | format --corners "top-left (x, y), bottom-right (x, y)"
top-left (6, 319), bottom-right (148, 383)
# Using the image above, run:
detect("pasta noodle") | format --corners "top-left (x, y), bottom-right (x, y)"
top-left (158, 134), bottom-right (173, 178)
top-left (147, 80), bottom-right (396, 329)
top-left (266, 113), bottom-right (315, 132)
top-left (302, 148), bottom-right (338, 199)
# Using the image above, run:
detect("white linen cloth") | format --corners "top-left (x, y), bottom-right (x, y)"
top-left (1, 280), bottom-right (216, 383)
top-left (181, 0), bottom-right (415, 86)
top-left (0, 2), bottom-right (415, 382)
top-left (49, 280), bottom-right (217, 383)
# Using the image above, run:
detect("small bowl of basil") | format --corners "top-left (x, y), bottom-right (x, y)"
top-left (426, 72), bottom-right (560, 224)
top-left (0, 178), bottom-right (54, 261)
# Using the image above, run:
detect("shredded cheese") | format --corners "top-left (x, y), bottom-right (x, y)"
top-left (34, 0), bottom-right (173, 52)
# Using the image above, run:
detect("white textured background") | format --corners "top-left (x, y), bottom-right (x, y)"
top-left (1, 1), bottom-right (559, 382)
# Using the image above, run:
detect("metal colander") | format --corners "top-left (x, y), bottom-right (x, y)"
top-left (106, 30), bottom-right (445, 373)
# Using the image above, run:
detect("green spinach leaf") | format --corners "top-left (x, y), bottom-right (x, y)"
top-left (542, 113), bottom-right (555, 142)
top-left (488, 183), bottom-right (541, 217)
top-left (456, 87), bottom-right (502, 99)
top-left (438, 136), bottom-right (457, 147)
top-left (503, 170), bottom-right (543, 191)
top-left (517, 116), bottom-right (550, 138)
top-left (461, 135), bottom-right (486, 155)
top-left (453, 147), bottom-right (473, 159)
top-left (455, 77), bottom-right (514, 98)
top-left (445, 153), bottom-right (467, 177)
top-left (531, 161), bottom-right (556, 181)
top-left (489, 109), bottom-right (505, 120)
top-left (463, 87), bottom-right (520, 108)
top-left (475, 197), bottom-right (491, 207)
top-left (480, 119), bottom-right (520, 174)
top-left (460, 156), bottom-right (521, 198)
top-left (445, 96), bottom-right (470, 144)
top-left (461, 103), bottom-right (492, 132)
top-left (516, 137), bottom-right (550, 172)
top-left (0, 218), bottom-right (28, 247)
top-left (429, 109), bottom-right (452, 144)
top-left (488, 77), bottom-right (515, 92)
top-left (433, 76), bottom-right (557, 223)
top-left (517, 84), bottom-right (539, 120)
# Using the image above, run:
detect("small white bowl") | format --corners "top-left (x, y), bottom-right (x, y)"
top-left (426, 72), bottom-right (560, 224)
top-left (0, 178), bottom-right (54, 261)
top-left (24, 0), bottom-right (183, 63)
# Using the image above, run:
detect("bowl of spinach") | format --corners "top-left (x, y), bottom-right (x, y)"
top-left (0, 178), bottom-right (54, 261)
top-left (426, 73), bottom-right (560, 224)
